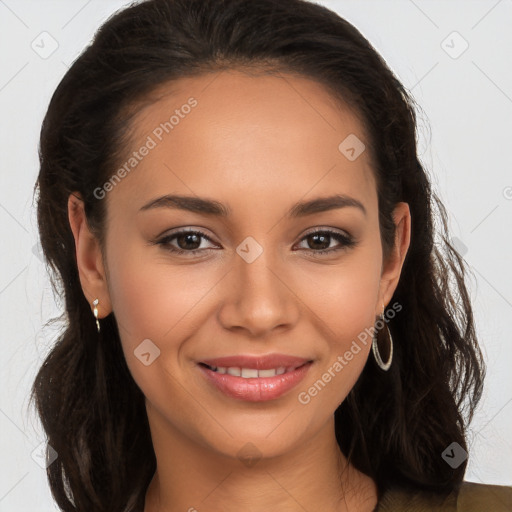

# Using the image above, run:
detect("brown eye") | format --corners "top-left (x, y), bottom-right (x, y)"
top-left (296, 229), bottom-right (356, 255)
top-left (174, 232), bottom-right (202, 251)
top-left (157, 229), bottom-right (217, 255)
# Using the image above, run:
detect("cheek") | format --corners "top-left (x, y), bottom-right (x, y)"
top-left (295, 249), bottom-right (381, 400)
top-left (105, 241), bottom-right (221, 356)
top-left (298, 249), bottom-right (382, 339)
top-left (105, 249), bottom-right (189, 398)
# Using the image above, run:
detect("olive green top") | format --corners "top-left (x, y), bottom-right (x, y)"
top-left (375, 481), bottom-right (512, 511)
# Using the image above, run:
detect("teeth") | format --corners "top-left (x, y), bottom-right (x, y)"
top-left (259, 368), bottom-right (278, 377)
top-left (241, 368), bottom-right (259, 378)
top-left (208, 365), bottom-right (292, 378)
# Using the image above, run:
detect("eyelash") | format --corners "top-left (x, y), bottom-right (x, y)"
top-left (155, 228), bottom-right (356, 257)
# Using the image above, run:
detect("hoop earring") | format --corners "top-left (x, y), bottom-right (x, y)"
top-left (372, 303), bottom-right (393, 371)
top-left (92, 298), bottom-right (100, 333)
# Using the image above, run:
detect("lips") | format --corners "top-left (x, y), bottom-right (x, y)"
top-left (197, 354), bottom-right (313, 402)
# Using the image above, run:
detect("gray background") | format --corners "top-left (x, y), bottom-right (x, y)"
top-left (0, 0), bottom-right (511, 510)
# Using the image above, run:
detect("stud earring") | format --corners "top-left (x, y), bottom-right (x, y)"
top-left (92, 298), bottom-right (100, 333)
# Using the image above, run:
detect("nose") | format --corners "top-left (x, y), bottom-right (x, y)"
top-left (217, 251), bottom-right (300, 338)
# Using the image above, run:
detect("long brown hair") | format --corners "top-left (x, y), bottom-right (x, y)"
top-left (31, 0), bottom-right (485, 510)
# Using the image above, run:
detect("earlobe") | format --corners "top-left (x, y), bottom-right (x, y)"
top-left (67, 192), bottom-right (112, 317)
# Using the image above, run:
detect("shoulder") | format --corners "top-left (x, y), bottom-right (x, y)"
top-left (376, 481), bottom-right (512, 511)
top-left (456, 481), bottom-right (512, 510)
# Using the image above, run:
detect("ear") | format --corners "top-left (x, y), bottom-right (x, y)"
top-left (377, 202), bottom-right (411, 313)
top-left (67, 192), bottom-right (112, 318)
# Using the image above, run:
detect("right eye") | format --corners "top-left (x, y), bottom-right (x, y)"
top-left (156, 229), bottom-right (218, 256)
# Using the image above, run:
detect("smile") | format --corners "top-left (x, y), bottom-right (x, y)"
top-left (197, 359), bottom-right (313, 402)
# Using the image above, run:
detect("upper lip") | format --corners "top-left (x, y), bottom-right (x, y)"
top-left (200, 354), bottom-right (312, 370)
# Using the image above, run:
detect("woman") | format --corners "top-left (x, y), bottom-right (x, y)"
top-left (31, 0), bottom-right (512, 510)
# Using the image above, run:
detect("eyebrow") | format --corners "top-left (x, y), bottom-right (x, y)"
top-left (139, 193), bottom-right (367, 218)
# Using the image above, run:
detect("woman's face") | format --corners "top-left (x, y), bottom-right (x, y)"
top-left (97, 70), bottom-right (410, 459)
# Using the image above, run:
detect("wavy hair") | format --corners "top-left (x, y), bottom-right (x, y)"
top-left (31, 0), bottom-right (485, 510)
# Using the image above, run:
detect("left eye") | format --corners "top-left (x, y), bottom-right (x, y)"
top-left (295, 229), bottom-right (356, 255)
top-left (156, 228), bottom-right (356, 256)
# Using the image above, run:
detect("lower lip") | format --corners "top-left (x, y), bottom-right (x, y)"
top-left (198, 362), bottom-right (313, 402)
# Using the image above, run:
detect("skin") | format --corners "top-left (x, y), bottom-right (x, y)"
top-left (68, 70), bottom-right (411, 511)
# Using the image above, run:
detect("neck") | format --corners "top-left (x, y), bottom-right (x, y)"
top-left (144, 408), bottom-right (378, 512)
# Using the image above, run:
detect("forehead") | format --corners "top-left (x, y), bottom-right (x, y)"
top-left (108, 70), bottom-right (376, 216)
